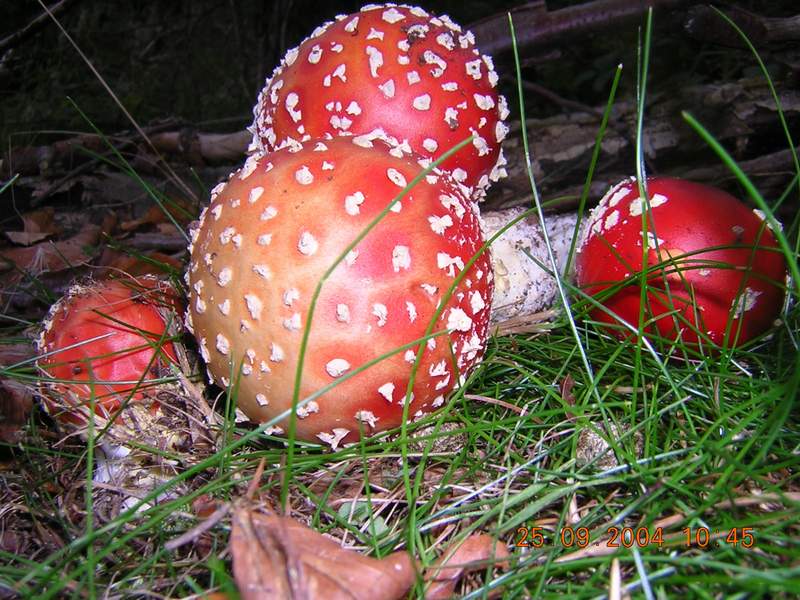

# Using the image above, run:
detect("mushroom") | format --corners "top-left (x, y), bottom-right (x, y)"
top-left (36, 276), bottom-right (191, 509)
top-left (249, 3), bottom-right (508, 199)
top-left (37, 276), bottom-right (180, 427)
top-left (576, 177), bottom-right (788, 348)
top-left (186, 137), bottom-right (493, 445)
top-left (482, 207), bottom-right (578, 323)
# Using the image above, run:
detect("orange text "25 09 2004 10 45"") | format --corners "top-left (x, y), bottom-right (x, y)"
top-left (514, 526), bottom-right (756, 549)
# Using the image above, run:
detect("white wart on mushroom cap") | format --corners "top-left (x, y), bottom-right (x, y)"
top-left (186, 137), bottom-right (493, 445)
top-left (249, 3), bottom-right (509, 200)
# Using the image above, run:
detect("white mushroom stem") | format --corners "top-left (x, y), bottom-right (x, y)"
top-left (482, 207), bottom-right (579, 325)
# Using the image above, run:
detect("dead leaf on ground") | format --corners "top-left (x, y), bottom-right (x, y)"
top-left (5, 207), bottom-right (60, 246)
top-left (231, 507), bottom-right (416, 600)
top-left (0, 224), bottom-right (100, 277)
top-left (97, 248), bottom-right (183, 278)
top-left (120, 197), bottom-right (192, 232)
top-left (0, 213), bottom-right (116, 284)
top-left (424, 533), bottom-right (510, 600)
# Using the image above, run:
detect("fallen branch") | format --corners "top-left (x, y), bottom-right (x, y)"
top-left (6, 77), bottom-right (794, 212)
top-left (684, 5), bottom-right (800, 47)
top-left (467, 0), bottom-right (693, 57)
top-left (491, 78), bottom-right (800, 212)
top-left (0, 0), bottom-right (80, 56)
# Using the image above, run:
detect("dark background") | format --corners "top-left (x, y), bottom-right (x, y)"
top-left (3, 0), bottom-right (795, 149)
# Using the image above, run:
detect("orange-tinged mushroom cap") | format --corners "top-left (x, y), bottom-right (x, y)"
top-left (186, 137), bottom-right (493, 445)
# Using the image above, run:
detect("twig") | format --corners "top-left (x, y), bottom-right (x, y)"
top-left (0, 0), bottom-right (79, 56)
top-left (685, 5), bottom-right (800, 47)
top-left (164, 502), bottom-right (231, 552)
top-left (468, 0), bottom-right (694, 56)
top-left (523, 81), bottom-right (606, 119)
top-left (463, 394), bottom-right (527, 414)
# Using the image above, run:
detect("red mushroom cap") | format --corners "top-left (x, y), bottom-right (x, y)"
top-left (576, 177), bottom-right (787, 348)
top-left (249, 3), bottom-right (508, 199)
top-left (36, 277), bottom-right (180, 425)
top-left (186, 137), bottom-right (493, 445)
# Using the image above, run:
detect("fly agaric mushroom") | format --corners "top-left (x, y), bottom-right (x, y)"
top-left (483, 207), bottom-right (577, 323)
top-left (249, 3), bottom-right (508, 199)
top-left (37, 276), bottom-right (181, 427)
top-left (576, 177), bottom-right (787, 348)
top-left (36, 277), bottom-right (205, 511)
top-left (186, 137), bottom-right (493, 446)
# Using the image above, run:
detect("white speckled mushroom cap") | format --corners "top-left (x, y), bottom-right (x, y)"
top-left (186, 137), bottom-right (493, 445)
top-left (249, 3), bottom-right (509, 201)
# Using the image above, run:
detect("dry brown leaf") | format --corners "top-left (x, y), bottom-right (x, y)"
top-left (97, 249), bottom-right (183, 278)
top-left (120, 197), bottom-right (191, 232)
top-left (0, 213), bottom-right (115, 284)
top-left (4, 207), bottom-right (59, 246)
top-left (424, 533), bottom-right (510, 600)
top-left (231, 507), bottom-right (416, 600)
top-left (193, 494), bottom-right (223, 519)
top-left (0, 224), bottom-right (100, 276)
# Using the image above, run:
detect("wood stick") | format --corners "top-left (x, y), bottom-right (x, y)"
top-left (467, 0), bottom-right (694, 57)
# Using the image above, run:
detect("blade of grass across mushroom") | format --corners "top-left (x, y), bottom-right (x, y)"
top-left (278, 135), bottom-right (478, 509)
top-left (397, 183), bottom-right (549, 563)
top-left (629, 9), bottom-right (679, 455)
top-left (404, 203), bottom-right (578, 567)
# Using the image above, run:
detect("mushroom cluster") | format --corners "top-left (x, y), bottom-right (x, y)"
top-left (186, 3), bottom-right (505, 446)
top-left (249, 3), bottom-right (508, 199)
top-left (576, 177), bottom-right (788, 349)
top-left (187, 138), bottom-right (492, 445)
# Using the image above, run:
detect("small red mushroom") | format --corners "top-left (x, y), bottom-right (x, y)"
top-left (186, 137), bottom-right (493, 446)
top-left (576, 177), bottom-right (787, 349)
top-left (249, 3), bottom-right (508, 199)
top-left (36, 276), bottom-right (181, 426)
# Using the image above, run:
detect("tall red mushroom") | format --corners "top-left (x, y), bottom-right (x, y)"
top-left (249, 3), bottom-right (508, 199)
top-left (576, 177), bottom-right (788, 349)
top-left (186, 138), bottom-right (493, 446)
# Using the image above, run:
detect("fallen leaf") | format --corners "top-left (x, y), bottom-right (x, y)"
top-left (231, 507), bottom-right (416, 600)
top-left (5, 207), bottom-right (59, 246)
top-left (0, 213), bottom-right (116, 283)
top-left (97, 249), bottom-right (183, 278)
top-left (0, 225), bottom-right (100, 275)
top-left (424, 533), bottom-right (510, 599)
top-left (193, 494), bottom-right (223, 519)
top-left (120, 197), bottom-right (192, 232)
top-left (561, 374), bottom-right (576, 406)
